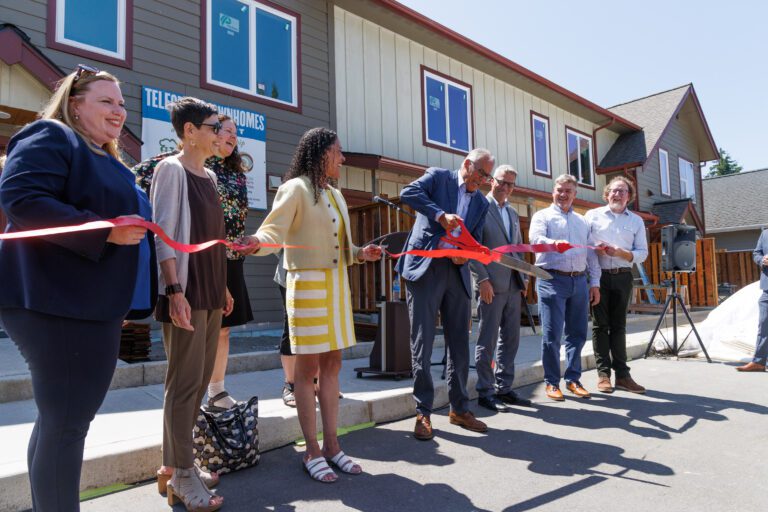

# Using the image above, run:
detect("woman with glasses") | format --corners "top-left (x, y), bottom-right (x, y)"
top-left (0, 64), bottom-right (155, 511)
top-left (151, 97), bottom-right (231, 511)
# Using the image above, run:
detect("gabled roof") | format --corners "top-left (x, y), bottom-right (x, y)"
top-left (702, 169), bottom-right (768, 233)
top-left (650, 197), bottom-right (705, 234)
top-left (599, 84), bottom-right (718, 169)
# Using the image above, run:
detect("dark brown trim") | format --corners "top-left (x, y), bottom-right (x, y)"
top-left (0, 25), bottom-right (141, 161)
top-left (343, 152), bottom-right (427, 177)
top-left (595, 161), bottom-right (642, 175)
top-left (373, 0), bottom-right (641, 132)
top-left (686, 199), bottom-right (705, 234)
top-left (419, 64), bottom-right (474, 157)
top-left (199, 0), bottom-right (302, 114)
top-left (686, 86), bottom-right (718, 160)
top-left (529, 110), bottom-right (552, 178)
top-left (46, 0), bottom-right (133, 69)
top-left (564, 125), bottom-right (596, 190)
top-left (657, 147), bottom-right (672, 197)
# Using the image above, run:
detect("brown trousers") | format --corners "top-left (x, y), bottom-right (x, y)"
top-left (161, 309), bottom-right (222, 467)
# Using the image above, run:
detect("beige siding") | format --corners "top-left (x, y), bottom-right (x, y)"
top-left (333, 6), bottom-right (610, 203)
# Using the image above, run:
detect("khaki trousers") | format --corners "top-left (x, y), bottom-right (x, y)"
top-left (161, 309), bottom-right (222, 467)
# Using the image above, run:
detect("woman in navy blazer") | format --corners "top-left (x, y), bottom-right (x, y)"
top-left (0, 65), bottom-right (155, 512)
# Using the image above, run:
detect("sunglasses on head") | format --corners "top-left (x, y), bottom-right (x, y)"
top-left (196, 121), bottom-right (223, 134)
top-left (72, 63), bottom-right (100, 83)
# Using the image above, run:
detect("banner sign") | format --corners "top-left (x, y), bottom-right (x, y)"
top-left (140, 86), bottom-right (267, 210)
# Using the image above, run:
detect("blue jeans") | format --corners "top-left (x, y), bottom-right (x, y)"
top-left (537, 273), bottom-right (589, 386)
top-left (754, 290), bottom-right (768, 365)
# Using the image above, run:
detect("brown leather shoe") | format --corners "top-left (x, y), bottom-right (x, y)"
top-left (614, 376), bottom-right (646, 394)
top-left (414, 414), bottom-right (433, 440)
top-left (448, 411), bottom-right (488, 433)
top-left (565, 381), bottom-right (591, 399)
top-left (597, 376), bottom-right (613, 393)
top-left (735, 362), bottom-right (766, 372)
top-left (545, 384), bottom-right (565, 401)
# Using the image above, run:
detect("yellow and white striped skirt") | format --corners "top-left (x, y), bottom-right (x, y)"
top-left (285, 266), bottom-right (356, 355)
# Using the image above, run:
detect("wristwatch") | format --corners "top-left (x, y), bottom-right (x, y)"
top-left (165, 283), bottom-right (183, 296)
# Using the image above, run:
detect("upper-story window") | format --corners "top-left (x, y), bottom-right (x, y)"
top-left (530, 112), bottom-right (551, 176)
top-left (565, 127), bottom-right (594, 187)
top-left (421, 66), bottom-right (473, 154)
top-left (679, 157), bottom-right (696, 202)
top-left (659, 148), bottom-right (671, 196)
top-left (203, 0), bottom-right (300, 110)
top-left (47, 0), bottom-right (132, 67)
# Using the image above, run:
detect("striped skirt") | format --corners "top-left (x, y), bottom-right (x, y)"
top-left (285, 266), bottom-right (356, 355)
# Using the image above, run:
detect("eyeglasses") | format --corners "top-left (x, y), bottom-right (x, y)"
top-left (493, 177), bottom-right (516, 188)
top-left (197, 121), bottom-right (223, 134)
top-left (472, 162), bottom-right (493, 183)
top-left (609, 188), bottom-right (629, 196)
top-left (73, 63), bottom-right (100, 83)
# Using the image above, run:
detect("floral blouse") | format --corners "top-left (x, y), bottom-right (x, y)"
top-left (132, 151), bottom-right (249, 260)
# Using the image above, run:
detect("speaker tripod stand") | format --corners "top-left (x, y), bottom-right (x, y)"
top-left (643, 272), bottom-right (711, 362)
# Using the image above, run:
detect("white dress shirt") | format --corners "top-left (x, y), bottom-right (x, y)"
top-left (585, 205), bottom-right (648, 269)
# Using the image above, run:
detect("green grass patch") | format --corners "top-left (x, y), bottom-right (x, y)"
top-left (79, 483), bottom-right (132, 501)
top-left (295, 421), bottom-right (376, 446)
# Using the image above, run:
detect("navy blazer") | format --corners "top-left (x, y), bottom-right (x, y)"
top-left (395, 167), bottom-right (490, 297)
top-left (0, 120), bottom-right (156, 321)
top-left (753, 229), bottom-right (768, 291)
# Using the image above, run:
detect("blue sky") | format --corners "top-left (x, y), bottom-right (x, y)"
top-left (398, 0), bottom-right (767, 172)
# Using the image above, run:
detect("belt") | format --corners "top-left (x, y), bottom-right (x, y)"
top-left (603, 267), bottom-right (632, 274)
top-left (544, 268), bottom-right (586, 277)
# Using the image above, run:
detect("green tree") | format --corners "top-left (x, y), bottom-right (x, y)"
top-left (707, 148), bottom-right (743, 177)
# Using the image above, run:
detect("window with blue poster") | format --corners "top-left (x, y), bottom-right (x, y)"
top-left (204, 0), bottom-right (299, 110)
top-left (48, 0), bottom-right (131, 67)
top-left (530, 112), bottom-right (551, 177)
top-left (421, 67), bottom-right (473, 154)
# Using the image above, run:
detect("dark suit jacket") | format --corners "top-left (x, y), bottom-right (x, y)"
top-left (395, 167), bottom-right (489, 297)
top-left (469, 194), bottom-right (526, 294)
top-left (0, 120), bottom-right (156, 321)
top-left (754, 229), bottom-right (768, 291)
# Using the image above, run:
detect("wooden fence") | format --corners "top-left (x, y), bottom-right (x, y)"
top-left (716, 249), bottom-right (760, 291)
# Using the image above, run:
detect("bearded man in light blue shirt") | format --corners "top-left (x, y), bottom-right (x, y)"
top-left (529, 174), bottom-right (601, 401)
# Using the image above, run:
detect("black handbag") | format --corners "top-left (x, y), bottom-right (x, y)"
top-left (192, 396), bottom-right (260, 474)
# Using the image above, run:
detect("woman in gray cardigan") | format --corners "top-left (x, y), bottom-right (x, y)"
top-left (151, 97), bottom-right (233, 512)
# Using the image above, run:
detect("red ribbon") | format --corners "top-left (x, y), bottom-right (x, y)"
top-left (0, 217), bottom-right (307, 253)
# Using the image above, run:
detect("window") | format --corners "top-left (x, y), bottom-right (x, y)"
top-left (47, 0), bottom-right (132, 67)
top-left (565, 127), bottom-right (594, 187)
top-left (204, 0), bottom-right (299, 110)
top-left (530, 112), bottom-right (551, 176)
top-left (659, 149), bottom-right (671, 196)
top-left (421, 67), bottom-right (473, 154)
top-left (679, 157), bottom-right (696, 202)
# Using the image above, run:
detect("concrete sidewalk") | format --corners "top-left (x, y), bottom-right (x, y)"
top-left (0, 312), bottom-right (710, 511)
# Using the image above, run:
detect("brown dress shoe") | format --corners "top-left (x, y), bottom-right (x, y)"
top-left (448, 411), bottom-right (488, 433)
top-left (565, 381), bottom-right (591, 398)
top-left (545, 384), bottom-right (565, 401)
top-left (735, 362), bottom-right (766, 372)
top-left (597, 376), bottom-right (613, 393)
top-left (614, 376), bottom-right (646, 394)
top-left (414, 414), bottom-right (433, 440)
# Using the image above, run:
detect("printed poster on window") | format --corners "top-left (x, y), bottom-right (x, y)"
top-left (140, 86), bottom-right (267, 210)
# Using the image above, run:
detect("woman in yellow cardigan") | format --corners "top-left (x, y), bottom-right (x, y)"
top-left (243, 128), bottom-right (381, 482)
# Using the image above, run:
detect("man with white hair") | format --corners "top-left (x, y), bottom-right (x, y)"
top-left (529, 174), bottom-right (601, 401)
top-left (397, 148), bottom-right (494, 440)
top-left (470, 165), bottom-right (532, 412)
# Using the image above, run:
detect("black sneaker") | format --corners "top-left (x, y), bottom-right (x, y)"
top-left (496, 391), bottom-right (533, 407)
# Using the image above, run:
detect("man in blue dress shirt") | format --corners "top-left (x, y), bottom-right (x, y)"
top-left (529, 174), bottom-right (601, 401)
top-left (586, 176), bottom-right (648, 393)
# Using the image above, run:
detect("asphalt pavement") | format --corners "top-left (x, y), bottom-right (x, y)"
top-left (81, 357), bottom-right (767, 512)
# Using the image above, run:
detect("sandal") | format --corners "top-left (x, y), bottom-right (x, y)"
top-left (326, 450), bottom-right (362, 475)
top-left (206, 391), bottom-right (234, 413)
top-left (167, 467), bottom-right (223, 511)
top-left (157, 466), bottom-right (219, 495)
top-left (282, 382), bottom-right (296, 408)
top-left (303, 455), bottom-right (338, 483)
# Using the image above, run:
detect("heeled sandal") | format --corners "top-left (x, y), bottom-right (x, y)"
top-left (167, 468), bottom-right (223, 511)
top-left (206, 391), bottom-right (235, 413)
top-left (157, 466), bottom-right (219, 495)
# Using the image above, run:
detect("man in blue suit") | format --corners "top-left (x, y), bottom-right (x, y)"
top-left (736, 229), bottom-right (768, 372)
top-left (397, 148), bottom-right (494, 440)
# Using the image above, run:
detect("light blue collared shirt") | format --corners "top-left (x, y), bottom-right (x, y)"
top-left (493, 197), bottom-right (511, 239)
top-left (529, 203), bottom-right (601, 287)
top-left (585, 205), bottom-right (648, 269)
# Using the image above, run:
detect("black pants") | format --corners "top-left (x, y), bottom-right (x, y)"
top-left (0, 308), bottom-right (122, 512)
top-left (278, 285), bottom-right (292, 356)
top-left (591, 271), bottom-right (634, 379)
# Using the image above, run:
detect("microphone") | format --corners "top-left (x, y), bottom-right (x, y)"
top-left (373, 195), bottom-right (416, 218)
